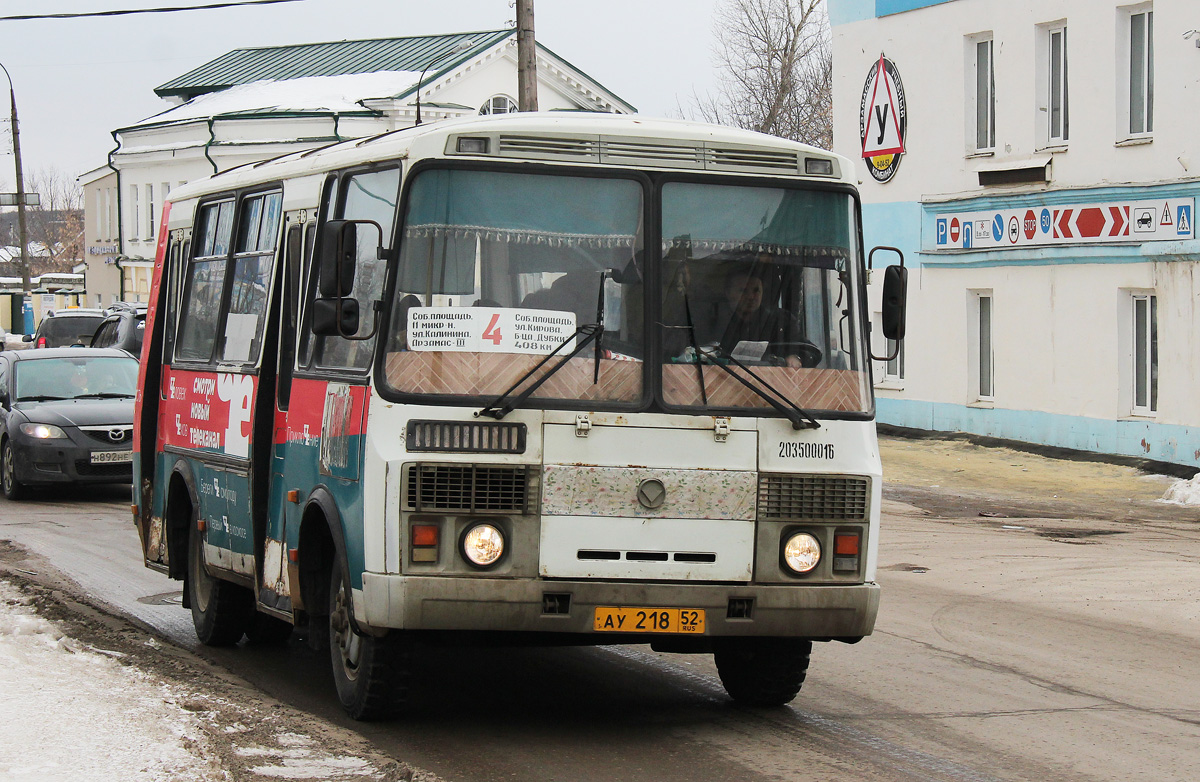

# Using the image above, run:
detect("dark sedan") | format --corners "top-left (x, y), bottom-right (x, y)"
top-left (0, 348), bottom-right (139, 499)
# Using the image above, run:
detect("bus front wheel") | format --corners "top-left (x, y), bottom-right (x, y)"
top-left (328, 557), bottom-right (409, 720)
top-left (714, 638), bottom-right (812, 706)
top-left (187, 521), bottom-right (252, 646)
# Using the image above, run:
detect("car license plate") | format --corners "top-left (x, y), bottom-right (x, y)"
top-left (594, 606), bottom-right (705, 634)
top-left (90, 450), bottom-right (132, 464)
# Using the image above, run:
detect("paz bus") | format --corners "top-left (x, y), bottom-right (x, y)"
top-left (132, 112), bottom-right (907, 720)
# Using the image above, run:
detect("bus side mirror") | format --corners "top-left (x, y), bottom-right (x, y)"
top-left (881, 264), bottom-right (907, 341)
top-left (311, 298), bottom-right (360, 336)
top-left (319, 220), bottom-right (358, 297)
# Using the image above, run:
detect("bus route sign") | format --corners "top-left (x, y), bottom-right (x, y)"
top-left (407, 307), bottom-right (577, 354)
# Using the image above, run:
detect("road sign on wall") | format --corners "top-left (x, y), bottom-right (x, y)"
top-left (933, 197), bottom-right (1196, 250)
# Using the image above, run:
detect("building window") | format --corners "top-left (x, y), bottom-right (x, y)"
top-left (146, 184), bottom-right (155, 240)
top-left (970, 291), bottom-right (994, 401)
top-left (1048, 25), bottom-right (1069, 143)
top-left (970, 36), bottom-right (996, 152)
top-left (1123, 6), bottom-right (1153, 137)
top-left (874, 311), bottom-right (904, 384)
top-left (1131, 293), bottom-right (1157, 414)
top-left (129, 184), bottom-right (139, 241)
top-left (479, 95), bottom-right (517, 115)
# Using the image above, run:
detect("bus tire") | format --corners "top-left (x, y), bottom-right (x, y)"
top-left (187, 521), bottom-right (252, 646)
top-left (714, 638), bottom-right (812, 706)
top-left (328, 556), bottom-right (408, 720)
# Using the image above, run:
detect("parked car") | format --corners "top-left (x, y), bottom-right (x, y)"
top-left (24, 309), bottom-right (107, 349)
top-left (0, 347), bottom-right (139, 499)
top-left (90, 304), bottom-right (148, 356)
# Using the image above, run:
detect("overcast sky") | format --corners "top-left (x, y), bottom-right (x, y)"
top-left (0, 0), bottom-right (722, 185)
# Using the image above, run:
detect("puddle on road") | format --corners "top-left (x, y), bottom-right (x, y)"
top-left (138, 591), bottom-right (183, 606)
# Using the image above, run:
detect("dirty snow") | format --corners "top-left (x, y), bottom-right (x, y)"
top-left (1159, 473), bottom-right (1200, 506)
top-left (0, 580), bottom-right (225, 781)
top-left (139, 71), bottom-right (422, 125)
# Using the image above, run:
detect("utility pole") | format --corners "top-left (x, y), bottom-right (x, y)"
top-left (0, 62), bottom-right (30, 332)
top-left (516, 0), bottom-right (538, 111)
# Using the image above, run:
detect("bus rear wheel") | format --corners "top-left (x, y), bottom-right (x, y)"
top-left (187, 521), bottom-right (252, 646)
top-left (328, 557), bottom-right (409, 720)
top-left (714, 638), bottom-right (812, 706)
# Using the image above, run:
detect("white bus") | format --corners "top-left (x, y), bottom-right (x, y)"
top-left (133, 112), bottom-right (907, 719)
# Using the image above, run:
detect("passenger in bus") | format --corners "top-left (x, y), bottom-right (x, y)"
top-left (393, 294), bottom-right (421, 350)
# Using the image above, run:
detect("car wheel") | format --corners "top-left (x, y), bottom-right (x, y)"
top-left (187, 519), bottom-right (253, 646)
top-left (2, 438), bottom-right (26, 501)
top-left (328, 555), bottom-right (409, 720)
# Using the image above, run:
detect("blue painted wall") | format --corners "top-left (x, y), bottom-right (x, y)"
top-left (829, 0), bottom-right (957, 26)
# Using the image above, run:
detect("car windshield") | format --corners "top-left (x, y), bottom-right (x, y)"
top-left (382, 168), bottom-right (645, 405)
top-left (14, 356), bottom-right (139, 401)
top-left (659, 182), bottom-right (871, 415)
top-left (38, 316), bottom-right (105, 348)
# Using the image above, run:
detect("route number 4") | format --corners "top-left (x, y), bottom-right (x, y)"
top-left (482, 313), bottom-right (502, 345)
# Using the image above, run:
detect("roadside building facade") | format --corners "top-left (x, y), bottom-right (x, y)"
top-left (98, 30), bottom-right (633, 286)
top-left (831, 0), bottom-right (1200, 470)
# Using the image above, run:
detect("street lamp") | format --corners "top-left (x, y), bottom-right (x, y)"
top-left (0, 61), bottom-right (31, 333)
top-left (414, 40), bottom-right (474, 126)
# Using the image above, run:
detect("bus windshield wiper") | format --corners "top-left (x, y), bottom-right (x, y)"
top-left (478, 271), bottom-right (609, 421)
top-left (702, 349), bottom-right (820, 430)
top-left (475, 323), bottom-right (601, 420)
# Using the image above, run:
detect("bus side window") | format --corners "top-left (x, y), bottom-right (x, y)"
top-left (299, 177), bottom-right (337, 370)
top-left (221, 191), bottom-right (282, 364)
top-left (313, 167), bottom-right (400, 372)
top-left (278, 223), bottom-right (302, 409)
top-left (176, 201), bottom-right (234, 362)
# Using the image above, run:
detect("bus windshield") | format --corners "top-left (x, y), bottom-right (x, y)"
top-left (382, 168), bottom-right (645, 406)
top-left (660, 182), bottom-right (871, 415)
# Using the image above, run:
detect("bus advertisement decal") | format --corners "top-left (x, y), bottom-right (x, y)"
top-left (160, 369), bottom-right (258, 459)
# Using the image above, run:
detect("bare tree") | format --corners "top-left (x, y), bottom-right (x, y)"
top-left (693, 0), bottom-right (832, 149)
top-left (24, 167), bottom-right (83, 272)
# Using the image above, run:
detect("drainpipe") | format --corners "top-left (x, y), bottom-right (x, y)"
top-left (107, 130), bottom-right (125, 303)
top-left (204, 117), bottom-right (219, 174)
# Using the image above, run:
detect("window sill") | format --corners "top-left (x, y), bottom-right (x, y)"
top-left (967, 400), bottom-right (994, 409)
top-left (1121, 412), bottom-right (1158, 420)
top-left (1115, 136), bottom-right (1153, 147)
top-left (965, 150), bottom-right (995, 159)
top-left (1037, 143), bottom-right (1068, 154)
top-left (874, 380), bottom-right (905, 391)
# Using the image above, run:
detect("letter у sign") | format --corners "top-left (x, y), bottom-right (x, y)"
top-left (859, 55), bottom-right (907, 184)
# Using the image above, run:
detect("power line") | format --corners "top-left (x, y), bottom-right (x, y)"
top-left (0, 0), bottom-right (308, 22)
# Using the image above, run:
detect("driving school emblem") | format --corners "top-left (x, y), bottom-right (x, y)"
top-left (859, 54), bottom-right (907, 184)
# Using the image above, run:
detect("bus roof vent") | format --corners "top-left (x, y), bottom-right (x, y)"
top-left (496, 134), bottom-right (600, 163)
top-left (600, 137), bottom-right (705, 169)
top-left (705, 145), bottom-right (802, 174)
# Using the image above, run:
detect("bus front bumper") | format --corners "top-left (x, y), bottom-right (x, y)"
top-left (360, 574), bottom-right (879, 640)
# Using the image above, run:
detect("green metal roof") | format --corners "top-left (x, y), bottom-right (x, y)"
top-left (155, 29), bottom-right (514, 100)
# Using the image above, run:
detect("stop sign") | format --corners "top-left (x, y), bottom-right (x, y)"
top-left (1024, 209), bottom-right (1037, 240)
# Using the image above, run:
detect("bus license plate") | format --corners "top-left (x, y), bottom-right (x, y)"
top-left (594, 607), bottom-right (705, 634)
top-left (90, 451), bottom-right (132, 464)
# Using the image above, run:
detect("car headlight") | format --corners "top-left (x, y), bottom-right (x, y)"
top-left (19, 423), bottom-right (67, 439)
top-left (782, 532), bottom-right (821, 574)
top-left (461, 523), bottom-right (505, 568)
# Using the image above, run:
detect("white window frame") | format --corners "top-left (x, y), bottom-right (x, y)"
top-left (146, 183), bottom-right (155, 241)
top-left (873, 311), bottom-right (904, 388)
top-left (1044, 23), bottom-right (1069, 145)
top-left (1119, 4), bottom-right (1154, 140)
top-left (1130, 292), bottom-right (1157, 416)
top-left (128, 184), bottom-right (139, 241)
top-left (479, 95), bottom-right (518, 115)
top-left (966, 34), bottom-right (996, 154)
top-left (969, 290), bottom-right (994, 403)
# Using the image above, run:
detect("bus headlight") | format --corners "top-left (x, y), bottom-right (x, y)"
top-left (461, 523), bottom-right (505, 568)
top-left (782, 532), bottom-right (821, 574)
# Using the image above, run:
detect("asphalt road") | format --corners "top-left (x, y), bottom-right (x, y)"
top-left (1, 437), bottom-right (1197, 782)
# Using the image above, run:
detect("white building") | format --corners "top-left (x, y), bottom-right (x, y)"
top-left (83, 30), bottom-right (633, 303)
top-left (831, 0), bottom-right (1200, 471)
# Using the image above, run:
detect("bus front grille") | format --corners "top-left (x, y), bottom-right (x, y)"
top-left (758, 474), bottom-right (870, 520)
top-left (405, 463), bottom-right (529, 514)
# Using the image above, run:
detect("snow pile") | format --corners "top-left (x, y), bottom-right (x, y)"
top-left (0, 580), bottom-right (225, 781)
top-left (1159, 473), bottom-right (1200, 506)
top-left (238, 733), bottom-right (375, 780)
top-left (140, 71), bottom-right (422, 125)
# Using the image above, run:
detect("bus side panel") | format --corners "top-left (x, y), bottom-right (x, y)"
top-left (277, 377), bottom-right (370, 591)
top-left (134, 201), bottom-right (173, 563)
top-left (157, 366), bottom-right (261, 569)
